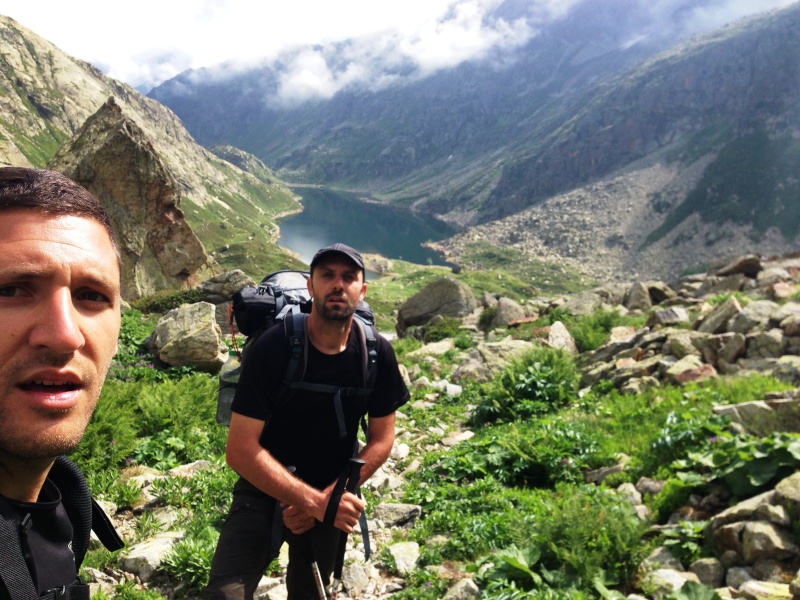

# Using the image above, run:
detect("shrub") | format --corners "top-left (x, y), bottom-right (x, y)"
top-left (130, 288), bottom-right (206, 314)
top-left (479, 306), bottom-right (498, 331)
top-left (423, 316), bottom-right (466, 343)
top-left (471, 348), bottom-right (579, 426)
top-left (161, 524), bottom-right (219, 592)
top-left (438, 419), bottom-right (609, 488)
top-left (474, 484), bottom-right (649, 595)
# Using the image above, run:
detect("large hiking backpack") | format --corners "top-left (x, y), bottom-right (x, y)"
top-left (216, 270), bottom-right (378, 427)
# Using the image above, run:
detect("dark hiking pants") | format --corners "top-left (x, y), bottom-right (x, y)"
top-left (204, 481), bottom-right (340, 600)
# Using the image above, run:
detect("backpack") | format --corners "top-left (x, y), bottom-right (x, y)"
top-left (216, 270), bottom-right (378, 428)
top-left (0, 456), bottom-right (124, 600)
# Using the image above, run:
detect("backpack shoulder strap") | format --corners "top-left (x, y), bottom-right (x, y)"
top-left (274, 310), bottom-right (309, 411)
top-left (0, 498), bottom-right (39, 600)
top-left (353, 316), bottom-right (379, 392)
top-left (49, 456), bottom-right (124, 566)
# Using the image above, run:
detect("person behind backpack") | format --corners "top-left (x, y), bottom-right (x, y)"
top-left (205, 243), bottom-right (410, 600)
top-left (0, 168), bottom-right (123, 599)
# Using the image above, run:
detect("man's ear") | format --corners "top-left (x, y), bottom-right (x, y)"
top-left (359, 283), bottom-right (367, 302)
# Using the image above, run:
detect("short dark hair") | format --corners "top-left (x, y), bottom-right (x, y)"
top-left (0, 167), bottom-right (118, 253)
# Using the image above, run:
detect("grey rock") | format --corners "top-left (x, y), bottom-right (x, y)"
top-left (374, 504), bottom-right (423, 528)
top-left (396, 277), bottom-right (477, 336)
top-left (697, 296), bottom-right (742, 334)
top-left (389, 541), bottom-right (420, 575)
top-left (715, 254), bottom-right (762, 278)
top-left (442, 578), bottom-right (480, 600)
top-left (119, 531), bottom-right (185, 582)
top-left (746, 328), bottom-right (786, 359)
top-left (148, 302), bottom-right (227, 371)
top-left (689, 557), bottom-right (724, 588)
top-left (728, 300), bottom-right (780, 334)
top-left (624, 282), bottom-right (653, 312)
top-left (493, 297), bottom-right (526, 327)
top-left (741, 521), bottom-right (798, 563)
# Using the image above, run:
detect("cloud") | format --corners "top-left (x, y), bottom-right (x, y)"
top-left (4, 0), bottom-right (796, 95)
top-left (269, 0), bottom-right (561, 105)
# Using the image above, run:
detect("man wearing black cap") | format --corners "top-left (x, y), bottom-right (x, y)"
top-left (206, 244), bottom-right (410, 600)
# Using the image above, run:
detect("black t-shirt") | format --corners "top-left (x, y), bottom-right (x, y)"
top-left (1, 479), bottom-right (77, 595)
top-left (232, 320), bottom-right (409, 489)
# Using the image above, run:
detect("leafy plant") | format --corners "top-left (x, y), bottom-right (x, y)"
top-left (438, 419), bottom-right (608, 488)
top-left (673, 432), bottom-right (800, 498)
top-left (470, 348), bottom-right (578, 426)
top-left (660, 521), bottom-right (709, 566)
top-left (471, 485), bottom-right (648, 596)
top-left (161, 525), bottom-right (219, 592)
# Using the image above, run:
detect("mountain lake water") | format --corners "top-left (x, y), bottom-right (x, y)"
top-left (278, 186), bottom-right (456, 267)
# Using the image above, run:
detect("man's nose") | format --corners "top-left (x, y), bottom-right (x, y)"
top-left (29, 290), bottom-right (85, 353)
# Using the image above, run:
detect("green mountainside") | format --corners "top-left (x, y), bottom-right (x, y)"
top-left (0, 15), bottom-right (302, 279)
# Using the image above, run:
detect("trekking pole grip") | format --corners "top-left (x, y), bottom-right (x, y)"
top-left (346, 458), bottom-right (365, 494)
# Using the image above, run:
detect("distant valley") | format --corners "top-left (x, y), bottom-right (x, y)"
top-left (150, 0), bottom-right (800, 282)
top-left (0, 0), bottom-right (797, 290)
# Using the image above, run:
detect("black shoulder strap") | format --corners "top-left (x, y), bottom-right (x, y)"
top-left (49, 457), bottom-right (124, 565)
top-left (353, 316), bottom-right (379, 393)
top-left (0, 499), bottom-right (39, 600)
top-left (274, 310), bottom-right (309, 411)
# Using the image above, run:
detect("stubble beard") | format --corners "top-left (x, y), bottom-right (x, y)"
top-left (0, 352), bottom-right (108, 460)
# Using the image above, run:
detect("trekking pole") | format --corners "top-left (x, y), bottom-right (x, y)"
top-left (330, 458), bottom-right (365, 600)
top-left (285, 466), bottom-right (328, 600)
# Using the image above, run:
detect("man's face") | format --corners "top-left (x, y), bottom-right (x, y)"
top-left (0, 210), bottom-right (121, 461)
top-left (308, 255), bottom-right (366, 321)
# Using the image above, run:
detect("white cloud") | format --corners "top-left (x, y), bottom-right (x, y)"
top-left (3, 0), bottom-right (796, 96)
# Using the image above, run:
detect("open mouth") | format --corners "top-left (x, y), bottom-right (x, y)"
top-left (19, 380), bottom-right (79, 392)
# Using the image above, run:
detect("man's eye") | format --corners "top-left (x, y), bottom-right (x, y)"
top-left (0, 286), bottom-right (25, 298)
top-left (78, 290), bottom-right (110, 304)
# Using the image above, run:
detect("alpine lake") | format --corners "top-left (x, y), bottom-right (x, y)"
top-left (278, 186), bottom-right (456, 268)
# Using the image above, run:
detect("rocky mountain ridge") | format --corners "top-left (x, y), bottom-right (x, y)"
top-left (427, 155), bottom-right (800, 283)
top-left (0, 15), bottom-right (301, 290)
top-left (149, 2), bottom-right (800, 284)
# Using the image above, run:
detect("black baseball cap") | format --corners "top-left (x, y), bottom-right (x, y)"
top-left (310, 243), bottom-right (365, 274)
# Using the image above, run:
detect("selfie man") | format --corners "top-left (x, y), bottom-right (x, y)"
top-left (0, 167), bottom-right (122, 599)
top-left (206, 243), bottom-right (410, 600)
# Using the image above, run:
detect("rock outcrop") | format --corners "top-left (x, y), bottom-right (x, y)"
top-left (48, 98), bottom-right (215, 299)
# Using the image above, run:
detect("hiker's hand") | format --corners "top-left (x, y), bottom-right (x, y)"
top-left (332, 491), bottom-right (364, 534)
top-left (282, 505), bottom-right (316, 534)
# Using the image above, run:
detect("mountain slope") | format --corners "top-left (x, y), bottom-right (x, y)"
top-left (148, 0), bottom-right (673, 215)
top-left (147, 1), bottom-right (800, 281)
top-left (0, 15), bottom-right (302, 278)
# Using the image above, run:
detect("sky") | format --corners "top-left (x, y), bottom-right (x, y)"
top-left (3, 0), bottom-right (796, 97)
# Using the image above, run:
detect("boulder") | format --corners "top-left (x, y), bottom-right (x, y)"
top-left (651, 306), bottom-right (690, 327)
top-left (715, 254), bottom-right (762, 278)
top-left (48, 97), bottom-right (215, 300)
top-left (728, 300), bottom-right (780, 334)
top-left (396, 277), bottom-right (477, 337)
top-left (546, 321), bottom-right (579, 355)
top-left (624, 282), bottom-right (652, 312)
top-left (200, 269), bottom-right (256, 304)
top-left (697, 296), bottom-right (742, 334)
top-left (492, 297), bottom-right (526, 327)
top-left (746, 329), bottom-right (786, 359)
top-left (148, 302), bottom-right (227, 371)
top-left (119, 531), bottom-right (185, 582)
